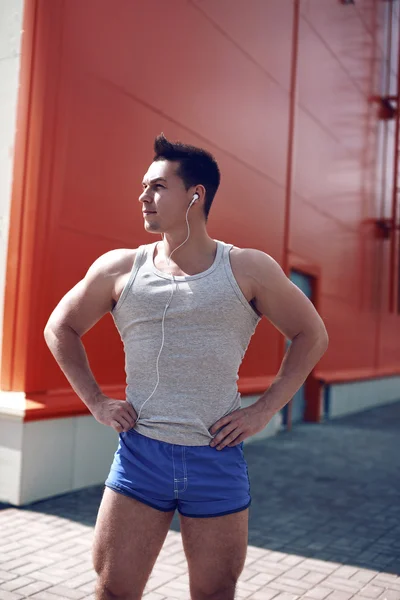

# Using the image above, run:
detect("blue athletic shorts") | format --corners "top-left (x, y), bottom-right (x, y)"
top-left (104, 428), bottom-right (251, 518)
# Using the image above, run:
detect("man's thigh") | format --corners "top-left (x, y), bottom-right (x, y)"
top-left (179, 508), bottom-right (249, 599)
top-left (93, 487), bottom-right (175, 598)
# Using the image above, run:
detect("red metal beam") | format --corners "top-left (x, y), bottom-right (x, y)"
top-left (282, 0), bottom-right (300, 432)
top-left (389, 3), bottom-right (400, 312)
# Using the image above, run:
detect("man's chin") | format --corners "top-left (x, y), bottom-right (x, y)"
top-left (144, 221), bottom-right (163, 234)
top-left (144, 219), bottom-right (158, 229)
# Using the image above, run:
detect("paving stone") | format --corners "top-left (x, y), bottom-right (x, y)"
top-left (0, 546), bottom-right (20, 555)
top-left (283, 567), bottom-right (309, 580)
top-left (158, 552), bottom-right (186, 566)
top-left (268, 580), bottom-right (312, 595)
top-left (9, 563), bottom-right (45, 577)
top-left (47, 556), bottom-right (83, 570)
top-left (323, 576), bottom-right (364, 594)
top-left (247, 590), bottom-right (280, 600)
top-left (236, 579), bottom-right (264, 593)
top-left (0, 562), bottom-right (27, 574)
top-left (0, 575), bottom-right (17, 585)
top-left (62, 571), bottom-right (96, 589)
top-left (44, 585), bottom-right (87, 599)
top-left (351, 571), bottom-right (380, 585)
top-left (273, 576), bottom-right (314, 591)
top-left (260, 593), bottom-right (299, 600)
top-left (247, 572), bottom-right (276, 586)
top-left (0, 576), bottom-right (35, 592)
top-left (334, 566), bottom-right (361, 579)
top-left (151, 563), bottom-right (186, 576)
top-left (75, 580), bottom-right (96, 595)
top-left (300, 560), bottom-right (340, 574)
top-left (360, 585), bottom-right (387, 599)
top-left (303, 587), bottom-right (333, 599)
top-left (325, 591), bottom-right (353, 600)
top-left (377, 591), bottom-right (400, 600)
top-left (10, 580), bottom-right (50, 596)
top-left (249, 558), bottom-right (288, 575)
top-left (240, 568), bottom-right (261, 582)
top-left (144, 573), bottom-right (177, 593)
top-left (0, 592), bottom-right (24, 600)
top-left (303, 572), bottom-right (329, 585)
top-left (29, 571), bottom-right (69, 585)
top-left (373, 575), bottom-right (400, 585)
top-left (30, 593), bottom-right (73, 600)
top-left (156, 585), bottom-right (187, 599)
top-left (280, 556), bottom-right (305, 567)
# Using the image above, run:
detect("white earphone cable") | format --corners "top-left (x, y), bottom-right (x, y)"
top-left (135, 203), bottom-right (193, 424)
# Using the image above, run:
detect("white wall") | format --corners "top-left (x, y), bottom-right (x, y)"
top-left (0, 413), bottom-right (119, 506)
top-left (0, 0), bottom-right (24, 373)
top-left (328, 377), bottom-right (400, 418)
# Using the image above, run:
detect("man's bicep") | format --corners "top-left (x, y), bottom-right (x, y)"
top-left (45, 258), bottom-right (115, 338)
top-left (252, 252), bottom-right (326, 341)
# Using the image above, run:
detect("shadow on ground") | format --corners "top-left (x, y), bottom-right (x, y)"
top-left (2, 401), bottom-right (399, 575)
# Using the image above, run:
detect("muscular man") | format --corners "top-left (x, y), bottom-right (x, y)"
top-left (44, 133), bottom-right (328, 600)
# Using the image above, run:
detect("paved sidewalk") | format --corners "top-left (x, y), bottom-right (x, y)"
top-left (0, 401), bottom-right (399, 600)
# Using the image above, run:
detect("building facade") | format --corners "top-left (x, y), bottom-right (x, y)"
top-left (1, 0), bottom-right (399, 505)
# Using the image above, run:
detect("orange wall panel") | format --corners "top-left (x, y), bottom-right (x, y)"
top-left (3, 0), bottom-right (400, 403)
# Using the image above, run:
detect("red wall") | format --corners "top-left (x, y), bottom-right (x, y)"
top-left (3, 0), bottom-right (400, 409)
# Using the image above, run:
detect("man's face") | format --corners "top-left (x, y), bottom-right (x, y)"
top-left (139, 160), bottom-right (192, 234)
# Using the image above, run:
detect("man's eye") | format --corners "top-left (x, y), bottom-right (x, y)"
top-left (155, 184), bottom-right (165, 189)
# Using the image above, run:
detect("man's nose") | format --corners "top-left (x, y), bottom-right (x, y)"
top-left (139, 190), bottom-right (151, 203)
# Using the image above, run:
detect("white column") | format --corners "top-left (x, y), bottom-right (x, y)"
top-left (0, 0), bottom-right (24, 371)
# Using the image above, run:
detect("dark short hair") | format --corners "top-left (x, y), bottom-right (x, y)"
top-left (153, 133), bottom-right (220, 221)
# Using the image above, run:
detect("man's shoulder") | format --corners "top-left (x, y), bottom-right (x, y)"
top-left (224, 245), bottom-right (281, 307)
top-left (228, 244), bottom-right (278, 274)
top-left (89, 247), bottom-right (141, 279)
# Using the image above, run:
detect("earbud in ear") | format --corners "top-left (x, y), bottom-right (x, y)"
top-left (189, 193), bottom-right (199, 208)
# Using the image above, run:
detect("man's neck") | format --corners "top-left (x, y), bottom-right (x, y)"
top-left (158, 233), bottom-right (216, 267)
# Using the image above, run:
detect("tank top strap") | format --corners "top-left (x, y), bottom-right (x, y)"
top-left (220, 241), bottom-right (260, 320)
top-left (220, 240), bottom-right (234, 265)
top-left (141, 241), bottom-right (155, 264)
top-left (112, 244), bottom-right (147, 312)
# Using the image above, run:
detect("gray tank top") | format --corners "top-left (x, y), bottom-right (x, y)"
top-left (111, 239), bottom-right (261, 446)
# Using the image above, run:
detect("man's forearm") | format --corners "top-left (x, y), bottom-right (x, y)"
top-left (44, 324), bottom-right (104, 411)
top-left (254, 331), bottom-right (328, 422)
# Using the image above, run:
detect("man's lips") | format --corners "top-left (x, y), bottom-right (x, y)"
top-left (143, 211), bottom-right (157, 214)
